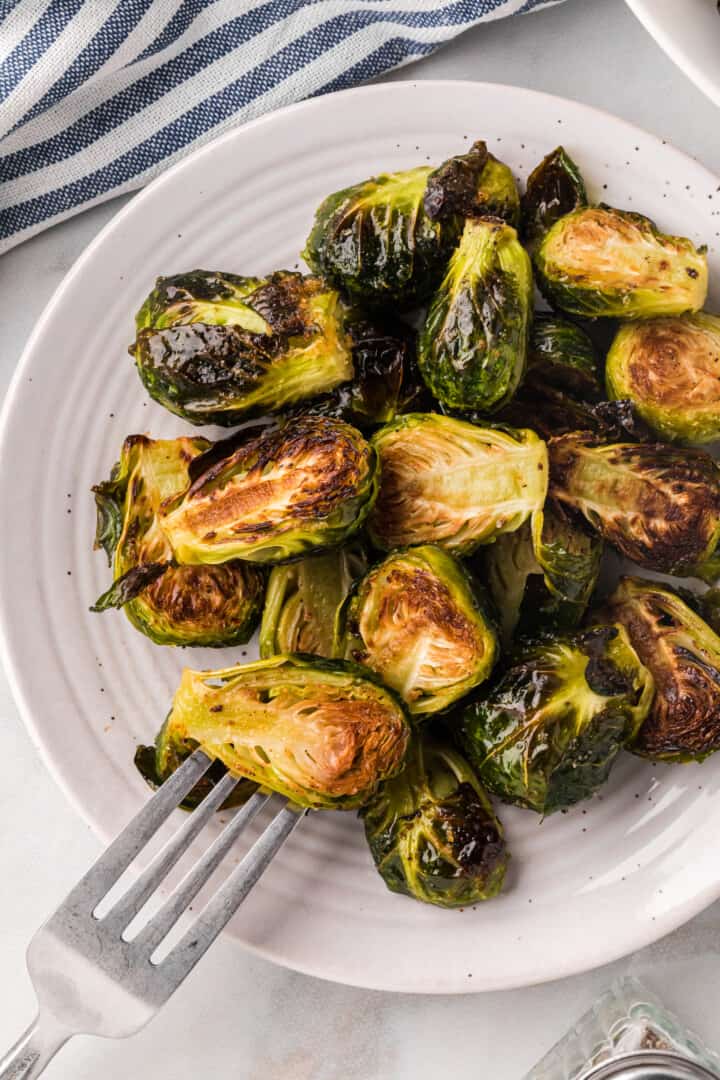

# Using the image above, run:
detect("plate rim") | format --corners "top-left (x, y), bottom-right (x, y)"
top-left (2, 78), bottom-right (720, 994)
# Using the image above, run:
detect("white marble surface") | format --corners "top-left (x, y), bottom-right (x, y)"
top-left (2, 1), bottom-right (720, 1076)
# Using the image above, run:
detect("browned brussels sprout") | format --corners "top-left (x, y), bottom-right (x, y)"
top-left (368, 414), bottom-right (547, 554)
top-left (521, 146), bottom-right (588, 247)
top-left (535, 206), bottom-right (708, 318)
top-left (282, 317), bottom-right (415, 430)
top-left (417, 218), bottom-right (533, 412)
top-left (160, 416), bottom-right (378, 565)
top-left (362, 732), bottom-right (508, 907)
top-left (549, 433), bottom-right (720, 576)
top-left (594, 577), bottom-right (720, 762)
top-left (91, 435), bottom-right (264, 646)
top-left (606, 313), bottom-right (720, 444)
top-left (259, 544), bottom-right (367, 659)
top-left (133, 743), bottom-right (257, 811)
top-left (303, 141), bottom-right (516, 308)
top-left (528, 314), bottom-right (601, 400)
top-left (340, 545), bottom-right (498, 716)
top-left (454, 626), bottom-right (654, 814)
top-left (152, 655), bottom-right (410, 810)
top-left (132, 270), bottom-right (353, 425)
top-left (485, 502), bottom-right (602, 646)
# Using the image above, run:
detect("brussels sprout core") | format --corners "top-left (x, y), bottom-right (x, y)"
top-left (92, 435), bottom-right (264, 646)
top-left (362, 734), bottom-right (508, 907)
top-left (157, 655), bottom-right (410, 810)
top-left (342, 545), bottom-right (498, 715)
top-left (594, 577), bottom-right (720, 762)
top-left (418, 218), bottom-right (533, 412)
top-left (606, 313), bottom-right (720, 444)
top-left (160, 416), bottom-right (378, 565)
top-left (536, 206), bottom-right (708, 318)
top-left (132, 270), bottom-right (353, 425)
top-left (369, 413), bottom-right (548, 553)
top-left (455, 626), bottom-right (654, 814)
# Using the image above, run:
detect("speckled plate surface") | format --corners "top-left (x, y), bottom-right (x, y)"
top-left (626, 0), bottom-right (720, 110)
top-left (2, 81), bottom-right (720, 994)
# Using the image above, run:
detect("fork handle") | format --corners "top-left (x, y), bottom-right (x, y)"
top-left (0, 1014), bottom-right (70, 1080)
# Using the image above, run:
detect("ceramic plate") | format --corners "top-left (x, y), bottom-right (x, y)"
top-left (2, 81), bottom-right (720, 994)
top-left (626, 0), bottom-right (720, 109)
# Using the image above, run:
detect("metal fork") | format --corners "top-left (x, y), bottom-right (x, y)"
top-left (0, 749), bottom-right (303, 1080)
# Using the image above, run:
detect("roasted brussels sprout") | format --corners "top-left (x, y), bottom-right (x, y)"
top-left (469, 153), bottom-right (520, 227)
top-left (259, 544), bottom-right (367, 659)
top-left (454, 626), bottom-right (654, 814)
top-left (362, 732), bottom-right (508, 907)
top-left (549, 433), bottom-right (720, 575)
top-left (417, 218), bottom-right (533, 412)
top-left (594, 577), bottom-right (720, 762)
top-left (521, 146), bottom-right (588, 247)
top-left (303, 141), bottom-right (509, 307)
top-left (340, 545), bottom-right (498, 716)
top-left (91, 435), bottom-right (264, 646)
top-left (282, 317), bottom-right (414, 430)
top-left (134, 743), bottom-right (257, 811)
top-left (160, 416), bottom-right (378, 565)
top-left (535, 206), bottom-right (708, 318)
top-left (132, 270), bottom-right (353, 425)
top-left (528, 314), bottom-right (601, 400)
top-left (606, 313), bottom-right (720, 444)
top-left (485, 502), bottom-right (602, 646)
top-left (153, 655), bottom-right (410, 810)
top-left (368, 414), bottom-right (547, 554)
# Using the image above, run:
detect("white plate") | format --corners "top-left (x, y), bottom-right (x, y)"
top-left (2, 80), bottom-right (720, 995)
top-left (626, 0), bottom-right (720, 109)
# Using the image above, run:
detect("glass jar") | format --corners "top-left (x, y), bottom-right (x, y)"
top-left (524, 978), bottom-right (720, 1080)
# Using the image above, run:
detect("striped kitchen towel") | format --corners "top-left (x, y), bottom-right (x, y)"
top-left (0, 0), bottom-right (566, 255)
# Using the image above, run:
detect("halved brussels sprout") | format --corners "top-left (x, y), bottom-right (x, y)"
top-left (132, 270), bottom-right (353, 425)
top-left (259, 544), bottom-right (367, 659)
top-left (303, 141), bottom-right (507, 307)
top-left (498, 390), bottom-right (652, 443)
top-left (593, 577), bottom-right (720, 762)
top-left (528, 314), bottom-right (601, 401)
top-left (282, 317), bottom-right (414, 430)
top-left (606, 313), bottom-right (720, 444)
top-left (134, 744), bottom-right (257, 811)
top-left (469, 153), bottom-right (520, 227)
top-left (153, 655), bottom-right (410, 810)
top-left (91, 436), bottom-right (264, 646)
top-left (454, 626), bottom-right (654, 814)
top-left (521, 146), bottom-right (588, 247)
top-left (485, 501), bottom-right (603, 646)
top-left (362, 732), bottom-right (508, 908)
top-left (417, 218), bottom-right (533, 412)
top-left (535, 206), bottom-right (708, 318)
top-left (340, 545), bottom-right (498, 716)
top-left (549, 433), bottom-right (720, 575)
top-left (368, 414), bottom-right (548, 554)
top-left (160, 416), bottom-right (378, 565)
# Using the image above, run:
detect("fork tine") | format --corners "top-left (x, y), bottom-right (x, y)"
top-left (132, 789), bottom-right (270, 953)
top-left (101, 769), bottom-right (240, 934)
top-left (156, 806), bottom-right (303, 991)
top-left (60, 749), bottom-right (213, 912)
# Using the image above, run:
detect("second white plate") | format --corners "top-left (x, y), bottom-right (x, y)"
top-left (2, 80), bottom-right (720, 994)
top-left (626, 0), bottom-right (720, 109)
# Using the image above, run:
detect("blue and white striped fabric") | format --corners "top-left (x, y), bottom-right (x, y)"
top-left (0, 0), bottom-right (566, 255)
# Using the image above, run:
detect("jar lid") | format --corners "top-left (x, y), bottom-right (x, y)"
top-left (579, 1051), bottom-right (720, 1080)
